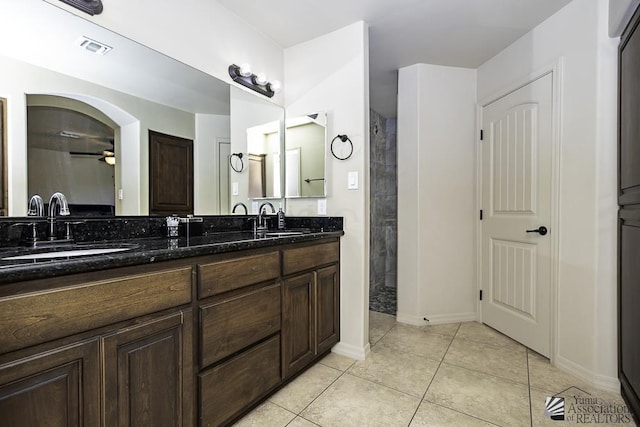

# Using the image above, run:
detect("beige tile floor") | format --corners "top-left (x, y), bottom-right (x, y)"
top-left (234, 311), bottom-right (636, 427)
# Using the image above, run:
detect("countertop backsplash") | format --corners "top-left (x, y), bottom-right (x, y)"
top-left (0, 215), bottom-right (343, 248)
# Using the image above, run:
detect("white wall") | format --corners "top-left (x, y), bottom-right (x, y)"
top-left (396, 64), bottom-right (477, 325)
top-left (284, 22), bottom-right (371, 359)
top-left (44, 0), bottom-right (284, 106)
top-left (195, 114), bottom-right (230, 215)
top-left (477, 0), bottom-right (619, 389)
top-left (609, 0), bottom-right (640, 37)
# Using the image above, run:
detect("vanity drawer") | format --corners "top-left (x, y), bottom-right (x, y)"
top-left (200, 283), bottom-right (281, 367)
top-left (0, 267), bottom-right (192, 354)
top-left (199, 335), bottom-right (280, 427)
top-left (197, 251), bottom-right (280, 298)
top-left (282, 241), bottom-right (340, 276)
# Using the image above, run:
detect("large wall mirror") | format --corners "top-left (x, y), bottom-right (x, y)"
top-left (0, 1), bottom-right (234, 216)
top-left (284, 112), bottom-right (327, 198)
top-left (230, 86), bottom-right (285, 211)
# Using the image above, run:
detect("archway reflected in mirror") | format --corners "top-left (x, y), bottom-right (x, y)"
top-left (27, 95), bottom-right (117, 215)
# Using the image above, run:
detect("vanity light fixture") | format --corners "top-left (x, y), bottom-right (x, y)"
top-left (228, 64), bottom-right (280, 98)
top-left (60, 0), bottom-right (104, 16)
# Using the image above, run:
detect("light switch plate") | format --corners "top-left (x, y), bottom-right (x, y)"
top-left (317, 199), bottom-right (327, 215)
top-left (117, 188), bottom-right (124, 200)
top-left (348, 171), bottom-right (358, 190)
top-left (251, 201), bottom-right (259, 214)
top-left (232, 182), bottom-right (239, 196)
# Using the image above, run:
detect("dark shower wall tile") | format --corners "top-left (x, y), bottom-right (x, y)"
top-left (370, 109), bottom-right (398, 313)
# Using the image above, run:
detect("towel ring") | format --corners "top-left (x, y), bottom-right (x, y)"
top-left (330, 134), bottom-right (353, 160)
top-left (229, 152), bottom-right (244, 172)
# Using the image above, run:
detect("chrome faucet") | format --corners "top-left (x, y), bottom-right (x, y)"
top-left (48, 192), bottom-right (70, 240)
top-left (232, 202), bottom-right (248, 214)
top-left (257, 201), bottom-right (276, 231)
top-left (27, 195), bottom-right (45, 216)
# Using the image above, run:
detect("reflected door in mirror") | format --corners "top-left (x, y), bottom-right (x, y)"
top-left (248, 154), bottom-right (266, 198)
top-left (1, 99), bottom-right (5, 216)
top-left (149, 130), bottom-right (193, 215)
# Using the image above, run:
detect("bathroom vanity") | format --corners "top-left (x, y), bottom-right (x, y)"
top-left (0, 218), bottom-right (342, 426)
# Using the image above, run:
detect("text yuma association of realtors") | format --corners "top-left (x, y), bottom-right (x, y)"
top-left (565, 396), bottom-right (632, 424)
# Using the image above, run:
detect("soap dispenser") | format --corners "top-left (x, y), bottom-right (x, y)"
top-left (277, 204), bottom-right (286, 230)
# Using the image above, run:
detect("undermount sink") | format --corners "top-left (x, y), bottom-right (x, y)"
top-left (1, 243), bottom-right (139, 261)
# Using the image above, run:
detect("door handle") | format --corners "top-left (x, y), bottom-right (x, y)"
top-left (526, 226), bottom-right (548, 236)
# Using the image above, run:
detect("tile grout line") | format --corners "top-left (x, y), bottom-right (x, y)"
top-left (438, 358), bottom-right (529, 387)
top-left (435, 356), bottom-right (531, 388)
top-left (289, 361), bottom-right (354, 421)
top-left (406, 322), bottom-right (462, 426)
top-left (369, 320), bottom-right (398, 348)
top-left (527, 348), bottom-right (534, 427)
top-left (272, 315), bottom-right (398, 426)
top-left (425, 401), bottom-right (504, 427)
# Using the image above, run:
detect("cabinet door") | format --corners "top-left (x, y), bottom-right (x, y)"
top-left (0, 339), bottom-right (100, 427)
top-left (282, 272), bottom-right (316, 379)
top-left (103, 310), bottom-right (193, 427)
top-left (316, 264), bottom-right (340, 354)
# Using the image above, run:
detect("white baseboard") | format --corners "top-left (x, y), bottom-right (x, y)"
top-left (396, 311), bottom-right (477, 326)
top-left (554, 355), bottom-right (620, 393)
top-left (332, 341), bottom-right (369, 361)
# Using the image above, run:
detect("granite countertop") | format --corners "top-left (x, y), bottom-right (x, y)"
top-left (0, 229), bottom-right (344, 286)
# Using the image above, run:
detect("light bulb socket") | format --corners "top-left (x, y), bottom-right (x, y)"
top-left (253, 73), bottom-right (268, 86)
top-left (238, 63), bottom-right (252, 77)
top-left (268, 80), bottom-right (282, 93)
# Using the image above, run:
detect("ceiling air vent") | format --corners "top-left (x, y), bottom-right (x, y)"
top-left (59, 0), bottom-right (103, 16)
top-left (77, 36), bottom-right (112, 55)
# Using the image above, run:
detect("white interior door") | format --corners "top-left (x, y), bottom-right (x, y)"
top-left (481, 73), bottom-right (553, 357)
top-left (285, 148), bottom-right (300, 198)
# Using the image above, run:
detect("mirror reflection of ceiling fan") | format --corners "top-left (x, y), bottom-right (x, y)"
top-left (68, 136), bottom-right (115, 165)
top-left (27, 105), bottom-right (116, 165)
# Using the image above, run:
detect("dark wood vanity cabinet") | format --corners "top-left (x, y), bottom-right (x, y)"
top-left (282, 272), bottom-right (317, 377)
top-left (0, 265), bottom-right (194, 426)
top-left (103, 310), bottom-right (193, 427)
top-left (0, 238), bottom-right (341, 427)
top-left (316, 264), bottom-right (340, 354)
top-left (0, 310), bottom-right (193, 427)
top-left (281, 242), bottom-right (340, 379)
top-left (0, 339), bottom-right (101, 426)
top-left (620, 3), bottom-right (640, 420)
top-left (197, 251), bottom-right (282, 426)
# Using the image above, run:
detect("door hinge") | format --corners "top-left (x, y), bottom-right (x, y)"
top-left (479, 290), bottom-right (483, 301)
top-left (479, 210), bottom-right (483, 220)
top-left (480, 129), bottom-right (484, 141)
